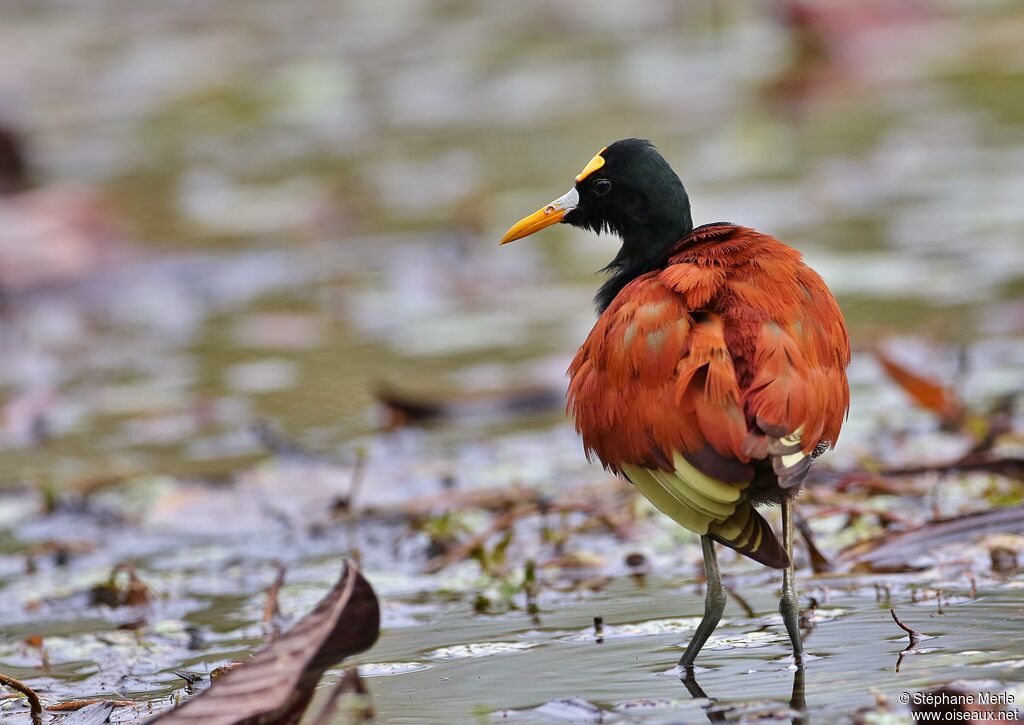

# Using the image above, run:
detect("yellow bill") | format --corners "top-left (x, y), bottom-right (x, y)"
top-left (500, 146), bottom-right (608, 245)
top-left (500, 187), bottom-right (579, 244)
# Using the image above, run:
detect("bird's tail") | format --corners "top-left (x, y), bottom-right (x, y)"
top-left (708, 503), bottom-right (789, 569)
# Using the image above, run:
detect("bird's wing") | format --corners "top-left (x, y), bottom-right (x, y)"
top-left (567, 269), bottom-right (788, 567)
top-left (741, 264), bottom-right (851, 489)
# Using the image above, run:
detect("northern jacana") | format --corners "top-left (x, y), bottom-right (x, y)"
top-left (501, 139), bottom-right (850, 667)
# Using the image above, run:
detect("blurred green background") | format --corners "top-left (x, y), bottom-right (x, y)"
top-left (2, 0), bottom-right (1022, 486)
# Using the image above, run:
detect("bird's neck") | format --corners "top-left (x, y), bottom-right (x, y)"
top-left (594, 219), bottom-right (693, 313)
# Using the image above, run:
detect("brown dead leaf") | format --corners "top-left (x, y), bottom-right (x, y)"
top-left (47, 698), bottom-right (135, 712)
top-left (149, 559), bottom-right (379, 725)
top-left (874, 348), bottom-right (964, 429)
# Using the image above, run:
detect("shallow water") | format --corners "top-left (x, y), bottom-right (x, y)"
top-left (347, 578), bottom-right (1024, 723)
top-left (0, 0), bottom-right (1023, 722)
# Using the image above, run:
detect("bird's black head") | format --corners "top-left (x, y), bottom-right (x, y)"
top-left (564, 139), bottom-right (692, 244)
top-left (501, 139), bottom-right (693, 311)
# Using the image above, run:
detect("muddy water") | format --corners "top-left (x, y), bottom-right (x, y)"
top-left (0, 0), bottom-right (1023, 722)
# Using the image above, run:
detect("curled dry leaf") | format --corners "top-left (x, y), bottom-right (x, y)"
top-left (148, 560), bottom-right (379, 725)
top-left (51, 700), bottom-right (118, 725)
top-left (873, 348), bottom-right (964, 429)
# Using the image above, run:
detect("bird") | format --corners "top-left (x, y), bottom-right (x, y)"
top-left (500, 139), bottom-right (850, 668)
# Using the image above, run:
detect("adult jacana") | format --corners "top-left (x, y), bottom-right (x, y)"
top-left (501, 139), bottom-right (850, 667)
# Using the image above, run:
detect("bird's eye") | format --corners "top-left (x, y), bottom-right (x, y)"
top-left (592, 179), bottom-right (612, 196)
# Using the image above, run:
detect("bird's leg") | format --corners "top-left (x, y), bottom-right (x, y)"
top-left (680, 536), bottom-right (726, 669)
top-left (779, 499), bottom-right (804, 663)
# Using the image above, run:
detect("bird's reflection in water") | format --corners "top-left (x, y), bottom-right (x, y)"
top-left (680, 665), bottom-right (807, 725)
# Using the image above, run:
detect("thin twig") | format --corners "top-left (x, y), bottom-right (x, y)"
top-left (0, 673), bottom-right (42, 724)
top-left (425, 504), bottom-right (537, 573)
top-left (343, 449), bottom-right (368, 566)
top-left (724, 586), bottom-right (756, 619)
top-left (890, 608), bottom-right (922, 645)
top-left (882, 456), bottom-right (1024, 478)
top-left (794, 510), bottom-right (833, 573)
top-left (548, 501), bottom-right (633, 540)
top-left (262, 562), bottom-right (287, 640)
top-left (47, 698), bottom-right (136, 711)
top-left (524, 559), bottom-right (540, 624)
top-left (347, 448), bottom-right (367, 510)
top-left (810, 504), bottom-right (916, 529)
top-left (890, 607), bottom-right (923, 673)
top-left (833, 473), bottom-right (913, 495)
